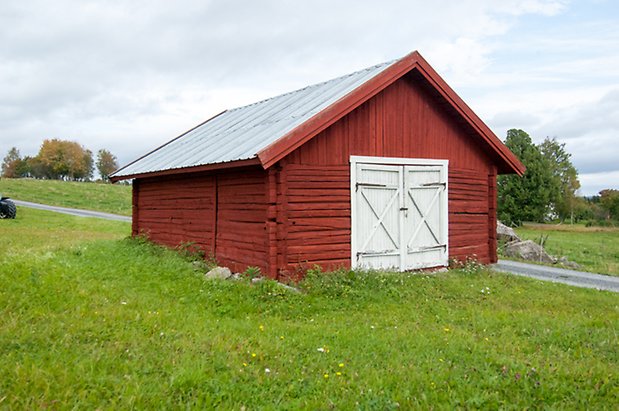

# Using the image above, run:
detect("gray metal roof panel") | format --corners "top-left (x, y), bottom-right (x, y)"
top-left (112, 58), bottom-right (396, 178)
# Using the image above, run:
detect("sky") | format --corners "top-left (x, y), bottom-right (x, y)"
top-left (1, 0), bottom-right (617, 195)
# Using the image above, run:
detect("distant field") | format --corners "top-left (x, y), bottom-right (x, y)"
top-left (0, 178), bottom-right (132, 216)
top-left (0, 207), bottom-right (130, 256)
top-left (1, 207), bottom-right (617, 408)
top-left (514, 223), bottom-right (619, 276)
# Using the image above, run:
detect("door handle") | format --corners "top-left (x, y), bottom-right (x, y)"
top-left (400, 207), bottom-right (408, 217)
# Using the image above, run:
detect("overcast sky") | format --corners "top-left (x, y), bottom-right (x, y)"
top-left (1, 0), bottom-right (617, 195)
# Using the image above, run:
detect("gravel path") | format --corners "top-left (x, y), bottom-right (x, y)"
top-left (13, 199), bottom-right (131, 223)
top-left (493, 259), bottom-right (619, 293)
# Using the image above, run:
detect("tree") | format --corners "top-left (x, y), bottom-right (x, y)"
top-left (599, 189), bottom-right (619, 220)
top-left (36, 139), bottom-right (94, 181)
top-left (498, 129), bottom-right (560, 226)
top-left (96, 149), bottom-right (119, 181)
top-left (2, 147), bottom-right (25, 178)
top-left (539, 137), bottom-right (580, 222)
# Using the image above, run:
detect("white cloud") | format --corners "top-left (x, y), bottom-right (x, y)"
top-left (579, 170), bottom-right (619, 196)
top-left (1, 0), bottom-right (617, 196)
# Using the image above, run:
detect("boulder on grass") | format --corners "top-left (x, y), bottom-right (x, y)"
top-left (497, 221), bottom-right (520, 243)
top-left (503, 240), bottom-right (556, 264)
top-left (205, 266), bottom-right (232, 280)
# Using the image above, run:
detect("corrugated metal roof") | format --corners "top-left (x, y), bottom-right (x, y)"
top-left (111, 58), bottom-right (396, 178)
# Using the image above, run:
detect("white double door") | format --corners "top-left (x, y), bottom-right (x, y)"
top-left (351, 156), bottom-right (448, 271)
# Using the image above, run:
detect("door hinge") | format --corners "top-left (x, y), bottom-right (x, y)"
top-left (410, 244), bottom-right (447, 252)
top-left (421, 182), bottom-right (446, 187)
top-left (356, 182), bottom-right (387, 191)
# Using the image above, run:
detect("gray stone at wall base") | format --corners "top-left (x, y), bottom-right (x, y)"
top-left (205, 266), bottom-right (232, 280)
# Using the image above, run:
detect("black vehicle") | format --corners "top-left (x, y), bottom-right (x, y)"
top-left (0, 195), bottom-right (16, 219)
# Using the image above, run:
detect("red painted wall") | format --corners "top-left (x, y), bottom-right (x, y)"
top-left (215, 168), bottom-right (268, 274)
top-left (133, 72), bottom-right (500, 278)
top-left (135, 173), bottom-right (217, 252)
top-left (134, 167), bottom-right (269, 275)
top-left (278, 73), bottom-right (497, 274)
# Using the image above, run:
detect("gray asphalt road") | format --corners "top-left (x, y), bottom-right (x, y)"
top-left (493, 259), bottom-right (619, 293)
top-left (13, 199), bottom-right (131, 223)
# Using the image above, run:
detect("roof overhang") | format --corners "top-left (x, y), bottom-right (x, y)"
top-left (109, 157), bottom-right (261, 183)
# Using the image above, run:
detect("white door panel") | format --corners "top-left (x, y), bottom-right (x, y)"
top-left (354, 164), bottom-right (402, 269)
top-left (351, 157), bottom-right (448, 271)
top-left (403, 165), bottom-right (448, 270)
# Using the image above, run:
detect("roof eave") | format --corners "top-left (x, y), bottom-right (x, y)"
top-left (110, 157), bottom-right (261, 183)
top-left (109, 110), bottom-right (228, 180)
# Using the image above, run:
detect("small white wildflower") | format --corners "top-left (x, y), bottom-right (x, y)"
top-left (264, 368), bottom-right (271, 374)
top-left (317, 347), bottom-right (325, 352)
top-left (121, 301), bottom-right (127, 305)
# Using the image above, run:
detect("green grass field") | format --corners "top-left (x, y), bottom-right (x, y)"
top-left (1, 207), bottom-right (617, 409)
top-left (514, 223), bottom-right (619, 276)
top-left (0, 178), bottom-right (132, 216)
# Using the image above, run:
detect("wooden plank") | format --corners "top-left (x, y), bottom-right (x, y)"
top-left (290, 217), bottom-right (349, 228)
top-left (449, 202), bottom-right (488, 214)
top-left (283, 181), bottom-right (348, 189)
top-left (287, 202), bottom-right (350, 211)
top-left (217, 209), bottom-right (266, 222)
top-left (488, 167), bottom-right (498, 263)
top-left (287, 188), bottom-right (350, 197)
top-left (288, 195), bottom-right (350, 204)
top-left (287, 229), bottom-right (350, 239)
top-left (287, 234), bottom-right (350, 247)
top-left (266, 167), bottom-right (278, 279)
top-left (288, 249), bottom-right (351, 263)
top-left (288, 209), bottom-right (350, 219)
top-left (132, 179), bottom-right (140, 236)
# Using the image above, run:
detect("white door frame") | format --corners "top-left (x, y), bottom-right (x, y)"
top-left (350, 155), bottom-right (449, 270)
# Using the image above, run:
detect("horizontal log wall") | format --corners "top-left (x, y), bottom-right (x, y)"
top-left (215, 168), bottom-right (268, 274)
top-left (448, 168), bottom-right (491, 263)
top-left (283, 73), bottom-right (496, 270)
top-left (134, 167), bottom-right (270, 274)
top-left (136, 173), bottom-right (216, 252)
top-left (283, 164), bottom-right (351, 274)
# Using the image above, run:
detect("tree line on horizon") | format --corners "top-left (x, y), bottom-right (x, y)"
top-left (1, 139), bottom-right (119, 182)
top-left (498, 128), bottom-right (619, 225)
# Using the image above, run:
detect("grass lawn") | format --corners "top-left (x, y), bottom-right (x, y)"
top-left (0, 178), bottom-right (132, 216)
top-left (1, 209), bottom-right (618, 408)
top-left (514, 223), bottom-right (619, 276)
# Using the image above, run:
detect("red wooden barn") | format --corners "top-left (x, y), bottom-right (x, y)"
top-left (111, 51), bottom-right (524, 279)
